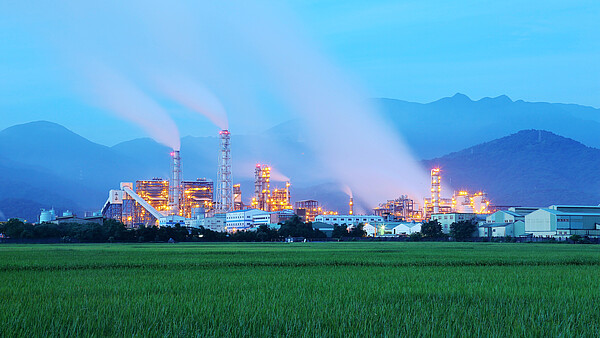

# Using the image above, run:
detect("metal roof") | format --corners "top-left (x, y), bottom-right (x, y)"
top-left (536, 208), bottom-right (600, 216)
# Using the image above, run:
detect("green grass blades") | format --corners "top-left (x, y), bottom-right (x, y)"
top-left (0, 242), bottom-right (599, 336)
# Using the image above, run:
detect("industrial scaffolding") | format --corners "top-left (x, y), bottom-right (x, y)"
top-left (215, 130), bottom-right (233, 213)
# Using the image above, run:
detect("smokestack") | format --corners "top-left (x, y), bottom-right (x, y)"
top-left (216, 130), bottom-right (233, 213)
top-left (431, 168), bottom-right (441, 214)
top-left (169, 150), bottom-right (182, 215)
top-left (349, 197), bottom-right (354, 215)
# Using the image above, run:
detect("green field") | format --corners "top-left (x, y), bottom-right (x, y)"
top-left (1, 242), bottom-right (599, 336)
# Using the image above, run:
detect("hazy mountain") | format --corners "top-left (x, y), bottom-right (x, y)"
top-left (423, 130), bottom-right (600, 207)
top-left (376, 94), bottom-right (600, 159)
top-left (2, 92), bottom-right (600, 220)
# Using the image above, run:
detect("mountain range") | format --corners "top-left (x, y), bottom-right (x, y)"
top-left (377, 93), bottom-right (600, 159)
top-left (1, 94), bottom-right (599, 221)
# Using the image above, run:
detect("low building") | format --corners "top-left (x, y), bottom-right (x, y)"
top-left (507, 207), bottom-right (539, 216)
top-left (485, 210), bottom-right (524, 224)
top-left (53, 211), bottom-right (104, 225)
top-left (314, 214), bottom-right (384, 226)
top-left (430, 213), bottom-right (476, 234)
top-left (159, 215), bottom-right (185, 227)
top-left (203, 214), bottom-right (226, 232)
top-left (479, 220), bottom-right (525, 238)
top-left (524, 208), bottom-right (600, 239)
top-left (362, 223), bottom-right (377, 237)
top-left (311, 222), bottom-right (334, 237)
top-left (392, 222), bottom-right (422, 235)
top-left (226, 209), bottom-right (267, 232)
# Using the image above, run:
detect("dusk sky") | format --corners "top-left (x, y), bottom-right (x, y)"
top-left (1, 1), bottom-right (599, 146)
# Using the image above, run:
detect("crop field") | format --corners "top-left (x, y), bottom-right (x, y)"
top-left (1, 242), bottom-right (599, 337)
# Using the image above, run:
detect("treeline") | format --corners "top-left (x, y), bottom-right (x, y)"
top-left (0, 216), bottom-right (337, 243)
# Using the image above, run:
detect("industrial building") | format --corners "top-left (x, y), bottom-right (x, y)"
top-left (314, 214), bottom-right (384, 226)
top-left (102, 129), bottom-right (235, 227)
top-left (524, 206), bottom-right (600, 239)
top-left (373, 195), bottom-right (422, 221)
top-left (479, 221), bottom-right (525, 238)
top-left (430, 212), bottom-right (479, 234)
top-left (226, 209), bottom-right (268, 232)
top-left (181, 179), bottom-right (214, 218)
top-left (391, 222), bottom-right (422, 235)
top-left (251, 164), bottom-right (293, 212)
top-left (295, 200), bottom-right (322, 222)
top-left (422, 168), bottom-right (491, 218)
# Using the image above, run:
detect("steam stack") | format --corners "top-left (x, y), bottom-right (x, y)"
top-left (431, 168), bottom-right (441, 214)
top-left (169, 150), bottom-right (182, 215)
top-left (216, 130), bottom-right (233, 213)
top-left (349, 197), bottom-right (354, 215)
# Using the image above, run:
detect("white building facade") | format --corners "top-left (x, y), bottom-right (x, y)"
top-left (314, 214), bottom-right (383, 226)
top-left (226, 209), bottom-right (268, 232)
top-left (430, 213), bottom-right (476, 234)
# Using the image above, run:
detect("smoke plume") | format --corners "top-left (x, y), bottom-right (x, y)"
top-left (152, 73), bottom-right (229, 130)
top-left (270, 167), bottom-right (290, 182)
top-left (83, 63), bottom-right (181, 150)
top-left (341, 184), bottom-right (353, 199)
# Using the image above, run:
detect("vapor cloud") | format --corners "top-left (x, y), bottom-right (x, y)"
top-left (27, 1), bottom-right (430, 207)
top-left (151, 73), bottom-right (229, 130)
top-left (84, 63), bottom-right (181, 150)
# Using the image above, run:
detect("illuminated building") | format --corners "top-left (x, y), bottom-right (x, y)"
top-left (269, 181), bottom-right (292, 212)
top-left (374, 195), bottom-right (423, 221)
top-left (136, 179), bottom-right (170, 223)
top-left (295, 200), bottom-right (322, 222)
top-left (451, 190), bottom-right (491, 214)
top-left (252, 164), bottom-right (271, 211)
top-left (181, 179), bottom-right (214, 218)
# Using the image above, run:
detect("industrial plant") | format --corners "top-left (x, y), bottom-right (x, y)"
top-left (99, 125), bottom-right (496, 233)
top-left (93, 127), bottom-right (600, 240)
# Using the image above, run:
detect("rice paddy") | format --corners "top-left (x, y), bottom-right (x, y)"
top-left (1, 242), bottom-right (599, 336)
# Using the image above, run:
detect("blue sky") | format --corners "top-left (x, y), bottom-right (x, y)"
top-left (1, 1), bottom-right (599, 146)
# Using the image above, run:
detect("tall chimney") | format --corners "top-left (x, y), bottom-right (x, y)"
top-left (216, 130), bottom-right (233, 213)
top-left (169, 150), bottom-right (182, 215)
top-left (349, 197), bottom-right (354, 215)
top-left (431, 168), bottom-right (441, 214)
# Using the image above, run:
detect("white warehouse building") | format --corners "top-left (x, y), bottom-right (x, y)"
top-left (226, 209), bottom-right (268, 232)
top-left (524, 206), bottom-right (600, 239)
top-left (314, 214), bottom-right (384, 225)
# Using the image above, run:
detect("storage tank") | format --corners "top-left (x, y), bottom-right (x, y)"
top-left (39, 208), bottom-right (56, 223)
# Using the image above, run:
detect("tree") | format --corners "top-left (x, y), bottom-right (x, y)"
top-left (348, 223), bottom-right (366, 237)
top-left (332, 224), bottom-right (348, 238)
top-left (450, 219), bottom-right (478, 241)
top-left (256, 225), bottom-right (277, 241)
top-left (278, 215), bottom-right (324, 238)
top-left (421, 220), bottom-right (443, 238)
top-left (408, 232), bottom-right (423, 242)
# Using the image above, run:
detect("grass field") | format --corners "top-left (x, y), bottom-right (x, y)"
top-left (1, 242), bottom-right (599, 336)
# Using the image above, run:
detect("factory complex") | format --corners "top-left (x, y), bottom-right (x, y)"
top-left (26, 129), bottom-right (600, 241)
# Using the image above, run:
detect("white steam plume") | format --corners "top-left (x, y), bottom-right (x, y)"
top-left (229, 3), bottom-right (430, 205)
top-left (270, 167), bottom-right (290, 182)
top-left (152, 73), bottom-right (229, 130)
top-left (341, 184), bottom-right (353, 199)
top-left (84, 63), bottom-right (181, 150)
